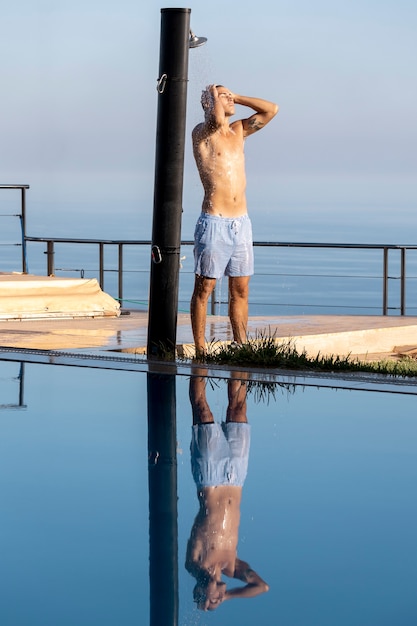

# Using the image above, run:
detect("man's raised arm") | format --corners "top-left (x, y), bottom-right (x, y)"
top-left (233, 93), bottom-right (279, 136)
top-left (224, 558), bottom-right (270, 601)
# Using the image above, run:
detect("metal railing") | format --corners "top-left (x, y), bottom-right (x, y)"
top-left (2, 184), bottom-right (417, 316)
top-left (25, 236), bottom-right (150, 305)
top-left (0, 184), bottom-right (29, 273)
top-left (252, 240), bottom-right (417, 316)
top-left (22, 235), bottom-right (417, 316)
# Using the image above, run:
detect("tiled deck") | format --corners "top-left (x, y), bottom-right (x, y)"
top-left (0, 271), bottom-right (416, 360)
top-left (1, 310), bottom-right (417, 361)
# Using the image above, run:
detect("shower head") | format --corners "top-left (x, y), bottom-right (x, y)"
top-left (189, 29), bottom-right (207, 48)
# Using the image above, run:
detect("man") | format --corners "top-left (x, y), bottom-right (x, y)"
top-left (186, 368), bottom-right (269, 612)
top-left (190, 84), bottom-right (278, 356)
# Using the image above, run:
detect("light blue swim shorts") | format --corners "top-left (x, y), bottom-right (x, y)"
top-left (193, 213), bottom-right (254, 279)
top-left (190, 422), bottom-right (251, 489)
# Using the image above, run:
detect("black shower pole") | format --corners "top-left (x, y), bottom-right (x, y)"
top-left (147, 8), bottom-right (191, 358)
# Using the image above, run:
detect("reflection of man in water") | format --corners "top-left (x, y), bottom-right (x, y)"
top-left (190, 84), bottom-right (278, 356)
top-left (186, 371), bottom-right (269, 611)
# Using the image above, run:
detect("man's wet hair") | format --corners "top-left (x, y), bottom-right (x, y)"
top-left (193, 570), bottom-right (210, 603)
top-left (201, 85), bottom-right (226, 110)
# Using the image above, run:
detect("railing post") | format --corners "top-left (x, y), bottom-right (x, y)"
top-left (382, 247), bottom-right (388, 315)
top-left (21, 186), bottom-right (28, 273)
top-left (400, 247), bottom-right (406, 315)
top-left (118, 243), bottom-right (123, 305)
top-left (99, 243), bottom-right (104, 290)
top-left (211, 284), bottom-right (217, 316)
top-left (46, 240), bottom-right (55, 276)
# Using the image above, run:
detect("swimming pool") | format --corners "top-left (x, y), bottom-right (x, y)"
top-left (0, 358), bottom-right (416, 625)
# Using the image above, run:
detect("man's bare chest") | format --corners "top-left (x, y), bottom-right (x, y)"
top-left (204, 131), bottom-right (243, 157)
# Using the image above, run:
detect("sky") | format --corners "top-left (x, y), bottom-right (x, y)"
top-left (1, 0), bottom-right (416, 240)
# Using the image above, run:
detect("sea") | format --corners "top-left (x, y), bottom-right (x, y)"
top-left (1, 175), bottom-right (417, 317)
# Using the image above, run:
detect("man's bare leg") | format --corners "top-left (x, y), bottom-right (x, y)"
top-left (189, 367), bottom-right (214, 425)
top-left (229, 276), bottom-right (250, 344)
top-left (226, 372), bottom-right (249, 423)
top-left (190, 275), bottom-right (216, 356)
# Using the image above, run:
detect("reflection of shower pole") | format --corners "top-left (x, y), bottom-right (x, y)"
top-left (147, 371), bottom-right (178, 625)
top-left (147, 8), bottom-right (191, 357)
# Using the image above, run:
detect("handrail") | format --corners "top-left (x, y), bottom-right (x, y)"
top-left (23, 235), bottom-right (417, 316)
top-left (5, 185), bottom-right (416, 316)
top-left (25, 235), bottom-right (417, 250)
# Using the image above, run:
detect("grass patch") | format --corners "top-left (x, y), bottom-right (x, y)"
top-left (196, 333), bottom-right (417, 378)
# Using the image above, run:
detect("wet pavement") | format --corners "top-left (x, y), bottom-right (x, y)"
top-left (1, 310), bottom-right (417, 361)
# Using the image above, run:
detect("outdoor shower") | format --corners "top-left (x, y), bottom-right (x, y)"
top-left (189, 29), bottom-right (207, 48)
top-left (147, 8), bottom-right (206, 358)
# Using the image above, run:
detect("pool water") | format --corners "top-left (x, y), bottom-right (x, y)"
top-left (0, 359), bottom-right (416, 625)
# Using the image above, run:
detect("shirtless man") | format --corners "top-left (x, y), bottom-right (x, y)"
top-left (186, 369), bottom-right (269, 611)
top-left (190, 84), bottom-right (278, 355)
